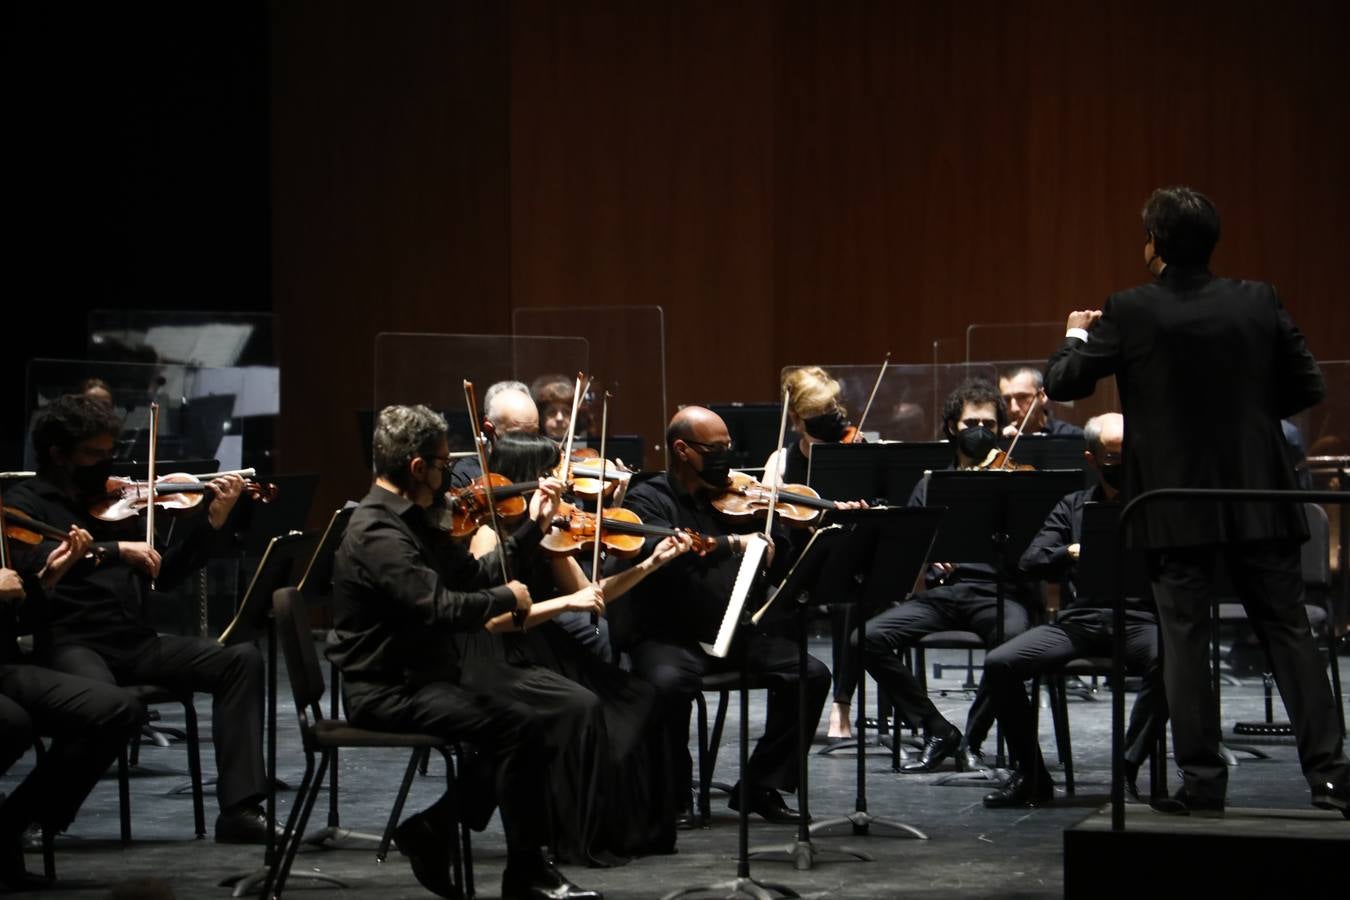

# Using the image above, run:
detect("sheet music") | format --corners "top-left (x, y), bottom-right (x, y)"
top-left (700, 534), bottom-right (768, 659)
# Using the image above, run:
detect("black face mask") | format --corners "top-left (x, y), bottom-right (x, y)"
top-left (694, 448), bottom-right (732, 489)
top-left (956, 425), bottom-right (997, 462)
top-left (1098, 463), bottom-right (1124, 491)
top-left (803, 410), bottom-right (849, 443)
top-left (71, 459), bottom-right (113, 497)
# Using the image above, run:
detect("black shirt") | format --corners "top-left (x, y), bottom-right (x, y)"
top-left (621, 472), bottom-right (789, 644)
top-left (1039, 416), bottom-right (1084, 438)
top-left (6, 475), bottom-right (218, 662)
top-left (326, 484), bottom-right (538, 685)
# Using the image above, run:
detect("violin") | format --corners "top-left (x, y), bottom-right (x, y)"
top-left (709, 471), bottom-right (839, 527)
top-left (88, 470), bottom-right (278, 522)
top-left (558, 446), bottom-right (632, 503)
top-left (435, 473), bottom-right (533, 538)
top-left (539, 501), bottom-right (717, 559)
top-left (1, 506), bottom-right (110, 563)
top-left (976, 393), bottom-right (1040, 472)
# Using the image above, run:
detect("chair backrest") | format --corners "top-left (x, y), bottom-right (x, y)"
top-left (1301, 503), bottom-right (1331, 591)
top-left (273, 587), bottom-right (327, 727)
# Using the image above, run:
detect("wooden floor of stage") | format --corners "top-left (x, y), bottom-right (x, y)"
top-left (5, 637), bottom-right (1346, 899)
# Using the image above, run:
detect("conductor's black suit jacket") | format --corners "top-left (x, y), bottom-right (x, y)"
top-left (1043, 265), bottom-right (1323, 550)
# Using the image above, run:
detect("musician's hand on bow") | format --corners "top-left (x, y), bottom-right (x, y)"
top-left (1066, 309), bottom-right (1102, 332)
top-left (566, 582), bottom-right (605, 617)
top-left (932, 561), bottom-right (956, 584)
top-left (41, 526), bottom-right (93, 589)
top-left (119, 542), bottom-right (162, 578)
top-left (1066, 543), bottom-right (1081, 561)
top-left (506, 579), bottom-right (533, 616)
top-left (0, 568), bottom-right (24, 602)
top-left (530, 477), bottom-right (566, 530)
top-left (207, 473), bottom-right (247, 529)
top-left (1001, 423), bottom-right (1020, 438)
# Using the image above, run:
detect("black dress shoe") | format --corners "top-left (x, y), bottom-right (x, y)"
top-left (982, 772), bottom-right (1053, 808)
top-left (675, 809), bottom-right (699, 831)
top-left (956, 746), bottom-right (988, 773)
top-left (1150, 787), bottom-right (1225, 818)
top-left (394, 811), bottom-right (461, 899)
top-left (501, 859), bottom-right (602, 900)
top-left (900, 729), bottom-right (961, 773)
top-left (727, 785), bottom-right (804, 825)
top-left (214, 805), bottom-right (283, 845)
top-left (1311, 781), bottom-right (1350, 819)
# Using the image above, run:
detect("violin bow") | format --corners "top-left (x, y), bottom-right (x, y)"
top-left (146, 402), bottom-right (159, 590)
top-left (463, 380), bottom-right (520, 626)
top-left (0, 484), bottom-right (10, 572)
top-left (589, 391), bottom-right (612, 636)
top-left (558, 372), bottom-right (589, 482)
top-left (764, 385), bottom-right (791, 538)
top-left (998, 393), bottom-right (1041, 470)
top-left (851, 352), bottom-right (890, 443)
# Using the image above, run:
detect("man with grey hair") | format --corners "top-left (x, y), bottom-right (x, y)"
top-left (981, 413), bottom-right (1168, 808)
top-left (330, 404), bottom-right (602, 900)
top-left (451, 381), bottom-right (541, 490)
top-left (999, 365), bottom-right (1083, 438)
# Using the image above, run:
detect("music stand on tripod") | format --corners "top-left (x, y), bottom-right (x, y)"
top-left (806, 506), bottom-right (944, 842)
top-left (922, 468), bottom-right (1083, 787)
top-left (216, 529), bottom-right (327, 897)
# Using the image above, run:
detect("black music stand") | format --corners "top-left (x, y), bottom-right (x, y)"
top-left (664, 535), bottom-right (800, 900)
top-left (923, 469), bottom-right (1083, 785)
top-left (743, 525), bottom-right (871, 869)
top-left (994, 435), bottom-right (1087, 479)
top-left (218, 529), bottom-right (329, 898)
top-left (805, 507), bottom-right (944, 842)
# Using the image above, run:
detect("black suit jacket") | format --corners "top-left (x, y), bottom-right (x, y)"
top-left (1044, 265), bottom-right (1322, 549)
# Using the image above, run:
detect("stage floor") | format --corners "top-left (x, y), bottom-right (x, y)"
top-left (5, 637), bottom-right (1345, 899)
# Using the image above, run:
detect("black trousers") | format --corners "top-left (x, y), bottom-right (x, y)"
top-left (862, 582), bottom-right (1029, 744)
top-left (343, 659), bottom-right (595, 860)
top-left (829, 603), bottom-right (862, 705)
top-left (983, 609), bottom-right (1167, 782)
top-left (1150, 539), bottom-right (1350, 802)
top-left (48, 635), bottom-right (267, 811)
top-left (0, 664), bottom-right (144, 837)
top-left (628, 633), bottom-right (830, 803)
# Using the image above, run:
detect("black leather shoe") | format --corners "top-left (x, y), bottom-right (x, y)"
top-left (727, 785), bottom-right (804, 825)
top-left (1150, 787), bottom-right (1225, 818)
top-left (900, 729), bottom-right (961, 773)
top-left (502, 859), bottom-right (602, 900)
top-left (394, 811), bottom-right (460, 899)
top-left (675, 809), bottom-right (699, 830)
top-left (982, 772), bottom-right (1053, 808)
top-left (214, 805), bottom-right (283, 845)
top-left (1311, 781), bottom-right (1350, 819)
top-left (956, 745), bottom-right (988, 773)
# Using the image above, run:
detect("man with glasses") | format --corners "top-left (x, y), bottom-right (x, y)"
top-left (620, 406), bottom-right (830, 828)
top-left (981, 413), bottom-right (1167, 807)
top-left (998, 365), bottom-right (1083, 438)
top-left (860, 378), bottom-right (1037, 774)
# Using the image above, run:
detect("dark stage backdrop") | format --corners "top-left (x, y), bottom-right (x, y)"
top-left (270, 0), bottom-right (1350, 520)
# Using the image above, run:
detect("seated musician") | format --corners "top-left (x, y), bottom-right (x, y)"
top-left (1, 531), bottom-right (144, 890)
top-left (328, 404), bottom-right (601, 900)
top-left (531, 374), bottom-right (593, 443)
top-left (982, 413), bottom-right (1167, 807)
top-left (449, 380), bottom-right (542, 490)
top-left (760, 365), bottom-right (860, 741)
top-left (5, 395), bottom-right (271, 843)
top-left (462, 432), bottom-right (693, 865)
top-left (999, 365), bottom-right (1084, 438)
top-left (621, 406), bottom-right (831, 827)
top-left (861, 378), bottom-right (1036, 773)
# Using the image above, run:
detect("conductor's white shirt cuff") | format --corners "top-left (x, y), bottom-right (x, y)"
top-left (1066, 327), bottom-right (1090, 342)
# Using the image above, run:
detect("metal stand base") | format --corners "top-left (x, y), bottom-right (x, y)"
top-left (933, 766), bottom-right (1011, 787)
top-left (662, 876), bottom-right (800, 900)
top-left (220, 866), bottom-right (349, 898)
top-left (749, 838), bottom-right (873, 870)
top-left (301, 825), bottom-right (385, 849)
top-left (809, 811), bottom-right (927, 841)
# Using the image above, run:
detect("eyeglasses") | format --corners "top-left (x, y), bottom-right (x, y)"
top-left (683, 439), bottom-right (732, 454)
top-left (422, 455), bottom-right (453, 472)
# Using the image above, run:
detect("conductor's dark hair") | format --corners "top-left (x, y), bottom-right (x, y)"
top-left (1141, 186), bottom-right (1220, 266)
top-left (941, 378), bottom-right (1008, 438)
top-left (31, 394), bottom-right (123, 473)
top-left (489, 432), bottom-right (561, 485)
top-left (372, 404), bottom-right (447, 486)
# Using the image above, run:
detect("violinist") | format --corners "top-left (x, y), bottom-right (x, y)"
top-left (532, 374), bottom-right (592, 443)
top-left (760, 365), bottom-right (859, 741)
top-left (998, 365), bottom-right (1083, 439)
top-left (860, 378), bottom-right (1036, 773)
top-left (328, 405), bottom-right (603, 900)
top-left (0, 525), bottom-right (143, 890)
top-left (981, 414), bottom-right (1167, 808)
top-left (460, 431), bottom-right (694, 865)
top-left (3, 394), bottom-right (272, 845)
top-left (620, 406), bottom-right (830, 828)
top-left (449, 380), bottom-right (541, 490)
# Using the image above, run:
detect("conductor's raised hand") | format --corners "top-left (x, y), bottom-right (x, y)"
top-left (1066, 310), bottom-right (1102, 332)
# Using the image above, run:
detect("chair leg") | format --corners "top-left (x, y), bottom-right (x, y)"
top-left (118, 745), bottom-right (132, 844)
top-left (270, 751), bottom-right (330, 899)
top-left (183, 700), bottom-right (206, 839)
top-left (379, 749), bottom-right (425, 863)
top-left (441, 748), bottom-right (462, 893)
top-left (707, 690), bottom-right (730, 788)
top-left (329, 660), bottom-right (342, 828)
top-left (41, 827), bottom-right (55, 882)
top-left (1328, 632), bottom-right (1346, 738)
top-left (1053, 677), bottom-right (1075, 795)
top-left (460, 816), bottom-right (475, 900)
top-left (694, 691), bottom-right (710, 826)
